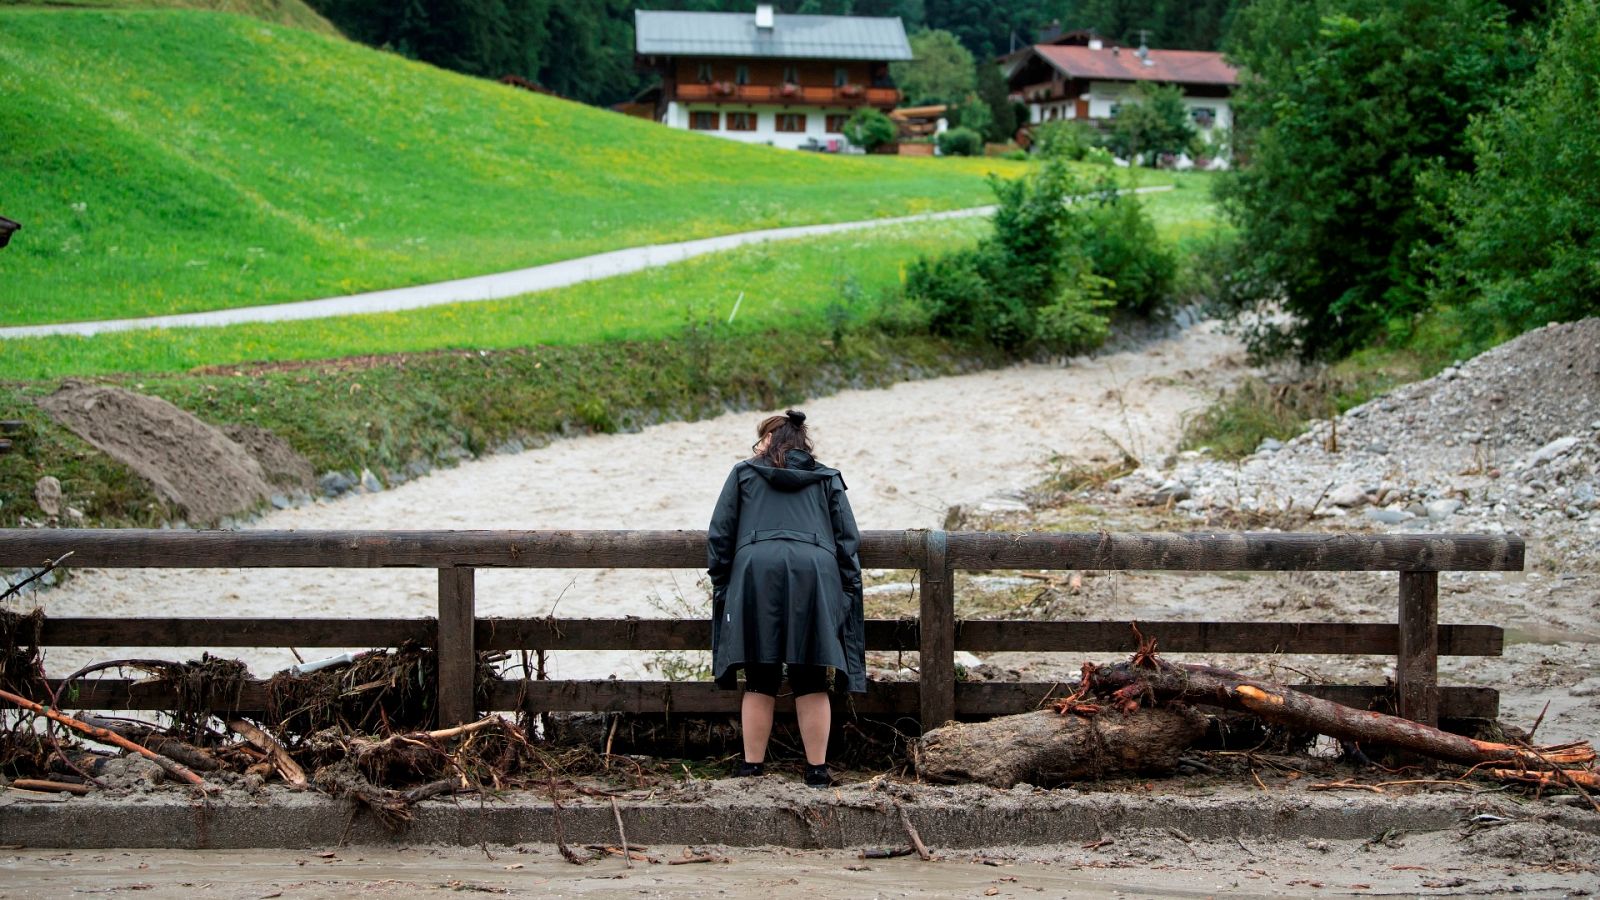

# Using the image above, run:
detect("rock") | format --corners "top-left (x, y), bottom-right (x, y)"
top-left (33, 476), bottom-right (62, 517)
top-left (318, 470), bottom-right (357, 498)
top-left (1425, 499), bottom-right (1464, 521)
top-left (1528, 436), bottom-right (1581, 467)
top-left (360, 468), bottom-right (383, 493)
top-left (405, 459), bottom-right (432, 480)
top-left (270, 494), bottom-right (292, 510)
top-left (1362, 442), bottom-right (1389, 455)
top-left (1256, 438), bottom-right (1284, 453)
top-left (1365, 507), bottom-right (1409, 525)
top-left (1150, 480), bottom-right (1190, 505)
top-left (1327, 483), bottom-right (1369, 508)
top-left (65, 506), bottom-right (84, 522)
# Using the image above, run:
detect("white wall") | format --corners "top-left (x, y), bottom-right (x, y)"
top-left (1026, 82), bottom-right (1231, 136)
top-left (660, 104), bottom-right (858, 150)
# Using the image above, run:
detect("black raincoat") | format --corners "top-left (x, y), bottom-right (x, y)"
top-left (706, 449), bottom-right (865, 693)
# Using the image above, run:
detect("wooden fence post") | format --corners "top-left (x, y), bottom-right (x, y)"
top-left (437, 567), bottom-right (477, 727)
top-left (919, 530), bottom-right (955, 731)
top-left (1397, 570), bottom-right (1439, 726)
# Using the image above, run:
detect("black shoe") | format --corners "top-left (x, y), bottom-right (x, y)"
top-left (804, 764), bottom-right (832, 788)
top-left (735, 761), bottom-right (765, 777)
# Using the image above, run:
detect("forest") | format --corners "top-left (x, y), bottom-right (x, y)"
top-left (304, 0), bottom-right (1238, 106)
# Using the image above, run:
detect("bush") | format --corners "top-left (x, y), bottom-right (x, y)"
top-left (842, 108), bottom-right (897, 152)
top-left (1032, 119), bottom-right (1100, 161)
top-left (1077, 192), bottom-right (1177, 314)
top-left (1104, 83), bottom-right (1197, 165)
top-left (937, 126), bottom-right (983, 157)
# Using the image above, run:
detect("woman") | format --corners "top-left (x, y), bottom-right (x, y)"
top-left (706, 409), bottom-right (864, 787)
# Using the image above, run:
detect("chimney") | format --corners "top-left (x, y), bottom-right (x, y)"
top-left (755, 4), bottom-right (774, 30)
top-left (1137, 29), bottom-right (1151, 64)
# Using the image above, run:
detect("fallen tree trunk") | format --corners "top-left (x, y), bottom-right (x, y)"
top-left (1089, 659), bottom-right (1594, 769)
top-left (80, 716), bottom-right (223, 772)
top-left (228, 719), bottom-right (308, 788)
top-left (917, 706), bottom-right (1207, 787)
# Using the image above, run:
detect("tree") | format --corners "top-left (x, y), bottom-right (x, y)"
top-left (1103, 82), bottom-right (1196, 164)
top-left (843, 108), bottom-right (898, 151)
top-left (975, 61), bottom-right (1017, 142)
top-left (1214, 0), bottom-right (1531, 359)
top-left (1060, 0), bottom-right (1239, 51)
top-left (1426, 0), bottom-right (1600, 346)
top-left (891, 28), bottom-right (976, 104)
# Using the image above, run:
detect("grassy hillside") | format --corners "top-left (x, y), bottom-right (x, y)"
top-left (0, 8), bottom-right (1033, 327)
top-left (0, 0), bottom-right (340, 34)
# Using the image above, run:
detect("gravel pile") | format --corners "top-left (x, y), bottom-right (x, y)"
top-left (1105, 319), bottom-right (1600, 569)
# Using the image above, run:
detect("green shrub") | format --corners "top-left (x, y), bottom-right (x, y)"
top-left (843, 108), bottom-right (897, 153)
top-left (1077, 192), bottom-right (1177, 314)
top-left (905, 160), bottom-right (1120, 352)
top-left (937, 127), bottom-right (983, 157)
top-left (1032, 120), bottom-right (1100, 161)
top-left (1105, 83), bottom-right (1198, 165)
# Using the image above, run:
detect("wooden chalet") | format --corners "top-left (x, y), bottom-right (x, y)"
top-left (634, 4), bottom-right (910, 151)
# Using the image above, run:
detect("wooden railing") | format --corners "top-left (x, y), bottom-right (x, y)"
top-left (0, 529), bottom-right (1523, 731)
top-left (672, 83), bottom-right (899, 107)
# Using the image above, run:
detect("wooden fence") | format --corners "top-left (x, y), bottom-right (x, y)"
top-left (0, 529), bottom-right (1524, 731)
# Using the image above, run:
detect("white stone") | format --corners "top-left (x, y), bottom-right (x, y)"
top-left (1327, 483), bottom-right (1369, 508)
top-left (1528, 436), bottom-right (1580, 467)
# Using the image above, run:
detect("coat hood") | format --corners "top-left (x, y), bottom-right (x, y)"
top-left (746, 449), bottom-right (843, 491)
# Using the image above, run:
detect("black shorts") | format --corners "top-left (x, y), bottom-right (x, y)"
top-left (741, 663), bottom-right (831, 697)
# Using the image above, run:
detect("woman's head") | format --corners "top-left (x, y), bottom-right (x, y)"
top-left (753, 409), bottom-right (812, 467)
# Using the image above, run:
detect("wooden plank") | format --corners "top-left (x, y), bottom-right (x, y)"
top-left (34, 679), bottom-right (1498, 721)
top-left (32, 618), bottom-right (1501, 657)
top-left (919, 531), bottom-right (956, 730)
top-left (0, 529), bottom-right (1523, 572)
top-left (0, 529), bottom-right (923, 570)
top-left (950, 621), bottom-right (1503, 657)
top-left (1397, 571), bottom-right (1441, 726)
top-left (39, 618), bottom-right (434, 648)
top-left (946, 531), bottom-right (1524, 572)
top-left (437, 568), bottom-right (476, 727)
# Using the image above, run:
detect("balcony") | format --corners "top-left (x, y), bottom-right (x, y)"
top-left (673, 82), bottom-right (899, 108)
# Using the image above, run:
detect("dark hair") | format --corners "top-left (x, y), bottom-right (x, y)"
top-left (753, 409), bottom-right (812, 467)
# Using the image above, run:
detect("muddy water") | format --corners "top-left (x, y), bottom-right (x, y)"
top-left (30, 324), bottom-right (1244, 680)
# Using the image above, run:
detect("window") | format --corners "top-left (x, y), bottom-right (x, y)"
top-left (776, 113), bottom-right (807, 132)
top-left (689, 111), bottom-right (719, 130)
top-left (696, 62), bottom-right (713, 84)
top-left (1190, 107), bottom-right (1217, 129)
top-left (825, 114), bottom-right (850, 133)
top-left (735, 64), bottom-right (750, 85)
top-left (834, 66), bottom-right (848, 87)
top-left (727, 111), bottom-right (758, 131)
top-left (782, 64), bottom-right (799, 84)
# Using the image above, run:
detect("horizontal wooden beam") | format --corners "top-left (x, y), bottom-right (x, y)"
top-left (946, 531), bottom-right (1524, 572)
top-left (37, 618), bottom-right (1501, 657)
top-left (0, 529), bottom-right (1523, 572)
top-left (31, 679), bottom-right (1498, 721)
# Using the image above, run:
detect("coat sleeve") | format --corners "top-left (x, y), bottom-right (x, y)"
top-left (706, 465), bottom-right (741, 594)
top-left (828, 474), bottom-right (866, 693)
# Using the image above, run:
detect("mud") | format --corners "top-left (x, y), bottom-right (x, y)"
top-left (27, 320), bottom-right (1247, 682)
top-left (35, 385), bottom-right (276, 525)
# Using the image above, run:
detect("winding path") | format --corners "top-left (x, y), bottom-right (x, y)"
top-left (0, 187), bottom-right (1172, 339)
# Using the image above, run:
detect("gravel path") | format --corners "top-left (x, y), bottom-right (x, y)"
top-left (0, 187), bottom-right (1173, 339)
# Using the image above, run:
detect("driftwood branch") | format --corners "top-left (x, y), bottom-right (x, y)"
top-left (0, 687), bottom-right (215, 791)
top-left (80, 716), bottom-right (222, 772)
top-left (228, 719), bottom-right (308, 788)
top-left (1088, 658), bottom-right (1595, 769)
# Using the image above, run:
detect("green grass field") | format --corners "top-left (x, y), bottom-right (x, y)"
top-left (0, 177), bottom-right (1218, 380)
top-left (0, 7), bottom-right (1044, 327)
top-left (2, 218), bottom-right (990, 378)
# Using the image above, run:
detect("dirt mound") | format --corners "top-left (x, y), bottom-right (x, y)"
top-left (37, 384), bottom-right (274, 524)
top-left (222, 424), bottom-right (314, 491)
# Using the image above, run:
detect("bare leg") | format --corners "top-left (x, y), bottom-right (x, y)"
top-left (741, 692), bottom-right (776, 763)
top-left (794, 692), bottom-right (831, 765)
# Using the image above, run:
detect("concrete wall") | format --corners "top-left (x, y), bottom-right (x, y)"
top-left (662, 101), bottom-right (857, 150)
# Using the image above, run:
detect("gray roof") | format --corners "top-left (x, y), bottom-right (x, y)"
top-left (635, 10), bottom-right (913, 61)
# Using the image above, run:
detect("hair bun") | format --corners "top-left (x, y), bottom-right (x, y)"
top-left (785, 409), bottom-right (806, 425)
